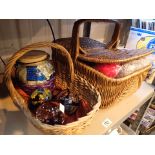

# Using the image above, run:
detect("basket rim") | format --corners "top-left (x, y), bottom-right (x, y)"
top-left (78, 50), bottom-right (153, 63)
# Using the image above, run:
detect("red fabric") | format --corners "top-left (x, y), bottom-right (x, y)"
top-left (15, 85), bottom-right (30, 102)
top-left (94, 63), bottom-right (121, 78)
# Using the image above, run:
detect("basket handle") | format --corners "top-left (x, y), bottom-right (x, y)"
top-left (4, 42), bottom-right (74, 84)
top-left (70, 19), bottom-right (121, 61)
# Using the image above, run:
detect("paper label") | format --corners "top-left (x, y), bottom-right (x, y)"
top-left (102, 118), bottom-right (112, 128)
top-left (109, 129), bottom-right (120, 135)
top-left (60, 103), bottom-right (65, 113)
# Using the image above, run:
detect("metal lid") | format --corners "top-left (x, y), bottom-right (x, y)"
top-left (18, 50), bottom-right (49, 63)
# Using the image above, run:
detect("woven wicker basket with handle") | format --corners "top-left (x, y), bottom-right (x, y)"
top-left (4, 42), bottom-right (101, 135)
top-left (53, 19), bottom-right (152, 108)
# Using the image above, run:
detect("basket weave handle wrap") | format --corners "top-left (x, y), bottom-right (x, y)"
top-left (4, 42), bottom-right (74, 109)
top-left (71, 19), bottom-right (121, 61)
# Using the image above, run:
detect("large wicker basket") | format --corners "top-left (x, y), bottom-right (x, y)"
top-left (4, 42), bottom-right (101, 134)
top-left (53, 19), bottom-right (152, 108)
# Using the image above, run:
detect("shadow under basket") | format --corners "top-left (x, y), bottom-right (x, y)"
top-left (4, 42), bottom-right (101, 135)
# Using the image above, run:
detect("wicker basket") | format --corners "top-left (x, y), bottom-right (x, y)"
top-left (53, 19), bottom-right (152, 108)
top-left (4, 42), bottom-right (101, 135)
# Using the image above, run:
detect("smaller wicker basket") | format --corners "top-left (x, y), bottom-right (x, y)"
top-left (4, 42), bottom-right (101, 135)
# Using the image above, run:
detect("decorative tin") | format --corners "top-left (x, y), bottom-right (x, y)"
top-left (15, 50), bottom-right (55, 94)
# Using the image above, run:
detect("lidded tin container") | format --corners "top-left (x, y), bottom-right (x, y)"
top-left (15, 50), bottom-right (55, 95)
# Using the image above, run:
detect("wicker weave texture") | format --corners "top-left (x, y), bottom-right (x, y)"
top-left (53, 20), bottom-right (151, 108)
top-left (54, 37), bottom-right (153, 63)
top-left (74, 61), bottom-right (150, 108)
top-left (78, 48), bottom-right (153, 63)
top-left (4, 42), bottom-right (101, 134)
